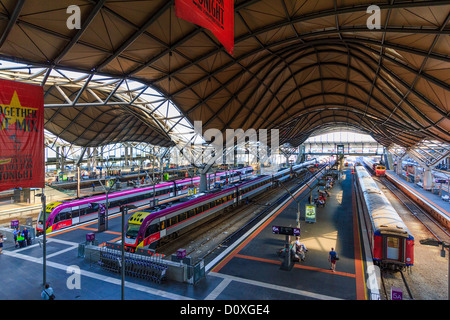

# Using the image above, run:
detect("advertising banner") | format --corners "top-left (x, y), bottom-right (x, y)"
top-left (305, 204), bottom-right (316, 223)
top-left (175, 0), bottom-right (234, 55)
top-left (0, 79), bottom-right (44, 191)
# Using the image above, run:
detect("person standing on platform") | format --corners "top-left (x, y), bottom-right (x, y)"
top-left (13, 227), bottom-right (20, 248)
top-left (328, 247), bottom-right (338, 272)
top-left (0, 233), bottom-right (4, 254)
top-left (13, 227), bottom-right (19, 248)
top-left (16, 230), bottom-right (25, 248)
top-left (22, 227), bottom-right (29, 241)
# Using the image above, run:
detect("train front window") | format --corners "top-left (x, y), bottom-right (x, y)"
top-left (38, 210), bottom-right (50, 225)
top-left (126, 223), bottom-right (140, 239)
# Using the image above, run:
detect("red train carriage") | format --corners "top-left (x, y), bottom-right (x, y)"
top-left (355, 165), bottom-right (414, 270)
top-left (375, 165), bottom-right (386, 177)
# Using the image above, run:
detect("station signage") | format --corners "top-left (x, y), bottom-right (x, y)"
top-left (98, 203), bottom-right (106, 232)
top-left (391, 287), bottom-right (403, 300)
top-left (10, 219), bottom-right (19, 229)
top-left (305, 204), bottom-right (316, 223)
top-left (272, 225), bottom-right (300, 237)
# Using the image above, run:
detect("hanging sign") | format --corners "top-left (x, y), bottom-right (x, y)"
top-left (175, 0), bottom-right (234, 55)
top-left (0, 79), bottom-right (44, 192)
top-left (272, 225), bottom-right (300, 237)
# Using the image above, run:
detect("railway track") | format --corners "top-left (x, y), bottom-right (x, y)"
top-left (376, 176), bottom-right (450, 242)
top-left (156, 181), bottom-right (283, 256)
top-left (156, 167), bottom-right (327, 264)
top-left (379, 269), bottom-right (414, 300)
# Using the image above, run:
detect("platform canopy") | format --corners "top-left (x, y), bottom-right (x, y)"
top-left (0, 0), bottom-right (449, 149)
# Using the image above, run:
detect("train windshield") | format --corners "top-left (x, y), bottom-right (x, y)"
top-left (38, 209), bottom-right (50, 226)
top-left (126, 223), bottom-right (141, 239)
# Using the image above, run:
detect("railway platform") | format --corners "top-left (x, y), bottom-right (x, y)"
top-left (207, 168), bottom-right (366, 300)
top-left (0, 168), bottom-right (369, 302)
top-left (385, 170), bottom-right (450, 230)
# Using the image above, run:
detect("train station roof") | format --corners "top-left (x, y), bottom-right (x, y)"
top-left (0, 0), bottom-right (449, 149)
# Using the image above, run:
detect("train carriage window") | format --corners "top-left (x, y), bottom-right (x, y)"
top-left (179, 212), bottom-right (188, 221)
top-left (145, 223), bottom-right (159, 237)
top-left (78, 208), bottom-right (86, 217)
top-left (72, 209), bottom-right (79, 218)
top-left (168, 216), bottom-right (178, 227)
top-left (59, 211), bottom-right (71, 221)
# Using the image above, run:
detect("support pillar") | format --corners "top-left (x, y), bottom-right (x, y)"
top-left (423, 167), bottom-right (433, 191)
top-left (396, 156), bottom-right (403, 176)
top-left (60, 146), bottom-right (66, 171)
top-left (200, 173), bottom-right (207, 192)
top-left (56, 146), bottom-right (60, 171)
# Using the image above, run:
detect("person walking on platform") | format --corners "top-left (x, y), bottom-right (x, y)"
top-left (328, 248), bottom-right (339, 272)
top-left (41, 283), bottom-right (55, 300)
top-left (0, 233), bottom-right (4, 254)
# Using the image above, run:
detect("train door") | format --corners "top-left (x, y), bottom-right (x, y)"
top-left (386, 236), bottom-right (401, 261)
top-left (72, 206), bottom-right (80, 224)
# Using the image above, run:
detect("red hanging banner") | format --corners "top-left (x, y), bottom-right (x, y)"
top-left (0, 79), bottom-right (45, 192)
top-left (175, 0), bottom-right (234, 55)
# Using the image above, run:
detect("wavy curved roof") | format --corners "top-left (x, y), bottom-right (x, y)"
top-left (0, 0), bottom-right (448, 149)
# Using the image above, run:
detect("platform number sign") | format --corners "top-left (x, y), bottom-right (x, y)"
top-left (391, 287), bottom-right (403, 300)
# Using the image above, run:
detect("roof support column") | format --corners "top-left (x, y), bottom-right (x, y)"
top-left (423, 167), bottom-right (433, 191)
top-left (76, 147), bottom-right (88, 198)
top-left (199, 172), bottom-right (208, 193)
